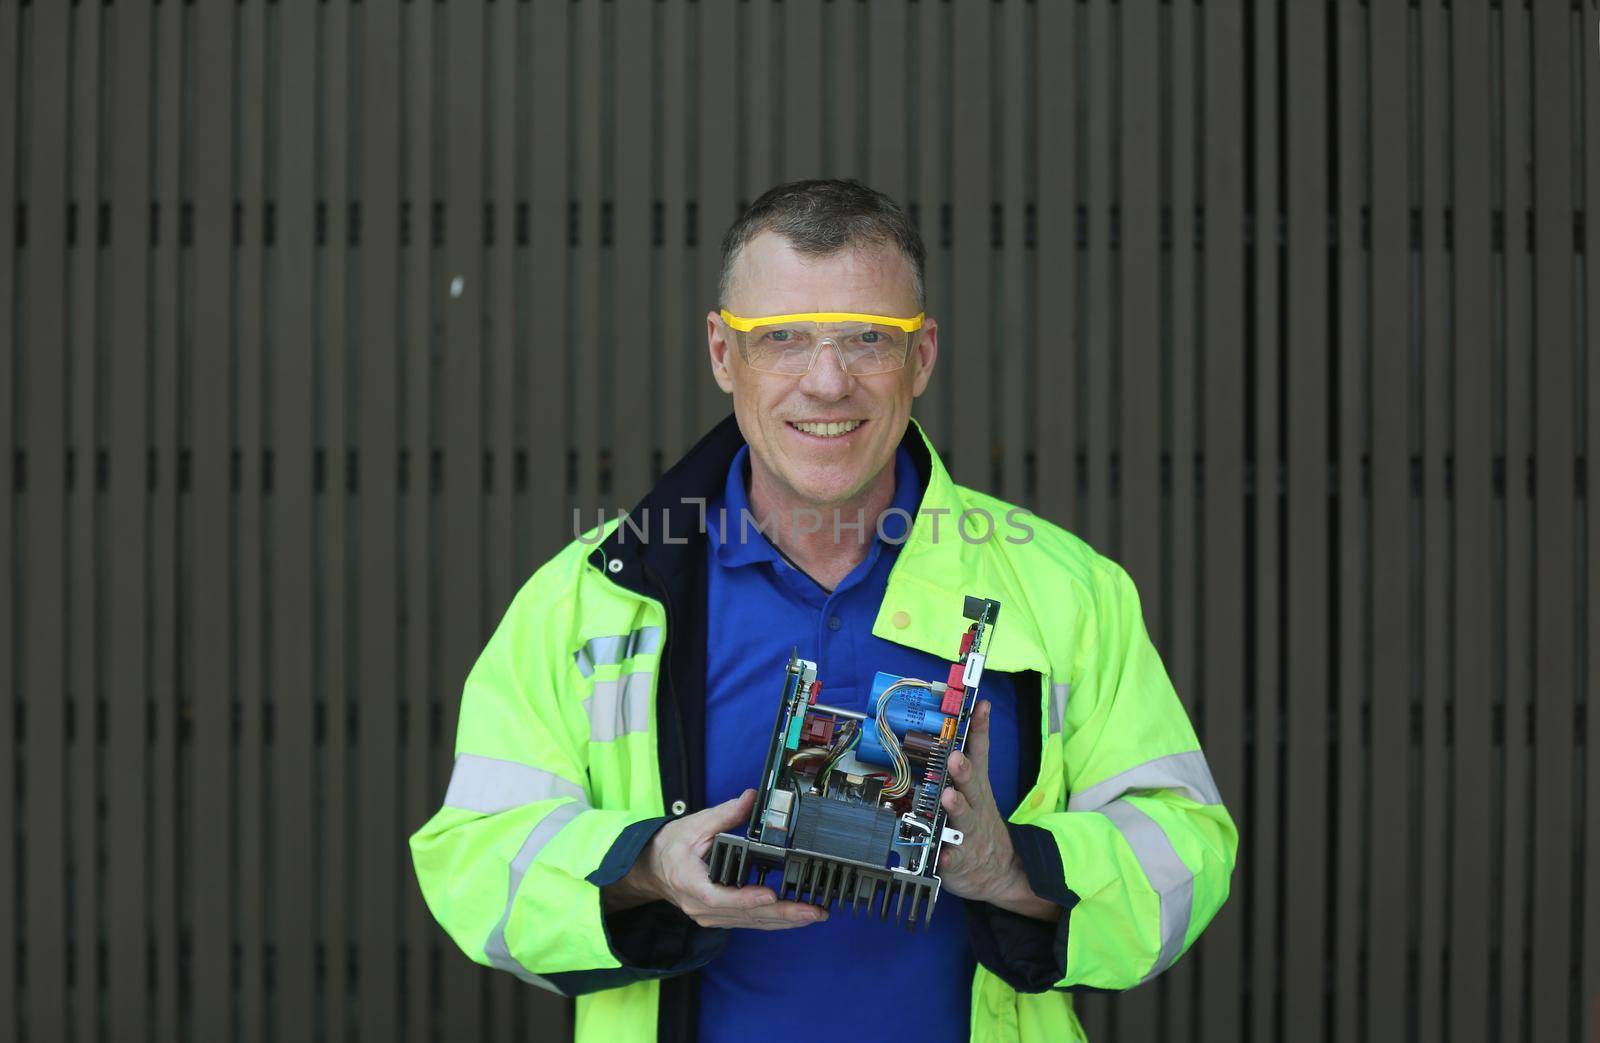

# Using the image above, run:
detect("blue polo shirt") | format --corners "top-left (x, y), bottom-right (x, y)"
top-left (699, 444), bottom-right (1022, 1041)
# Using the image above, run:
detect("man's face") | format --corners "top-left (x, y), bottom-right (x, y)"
top-left (707, 231), bottom-right (939, 509)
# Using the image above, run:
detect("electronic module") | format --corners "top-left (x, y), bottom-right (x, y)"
top-left (707, 596), bottom-right (1001, 929)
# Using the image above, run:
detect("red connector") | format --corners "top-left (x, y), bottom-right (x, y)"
top-left (940, 667), bottom-right (966, 715)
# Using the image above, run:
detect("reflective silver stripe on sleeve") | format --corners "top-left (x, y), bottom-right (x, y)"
top-left (1066, 750), bottom-right (1222, 812)
top-left (583, 671), bottom-right (654, 741)
top-left (1048, 682), bottom-right (1069, 735)
top-left (1100, 798), bottom-right (1194, 982)
top-left (483, 799), bottom-right (589, 993)
top-left (574, 625), bottom-right (663, 678)
top-left (442, 754), bottom-right (587, 815)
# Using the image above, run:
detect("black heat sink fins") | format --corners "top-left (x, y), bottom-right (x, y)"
top-left (707, 834), bottom-right (940, 931)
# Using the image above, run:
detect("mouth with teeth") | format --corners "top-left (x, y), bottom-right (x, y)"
top-left (787, 419), bottom-right (866, 440)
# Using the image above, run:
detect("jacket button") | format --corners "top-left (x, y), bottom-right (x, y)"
top-left (892, 611), bottom-right (910, 629)
top-left (607, 559), bottom-right (623, 574)
top-left (670, 799), bottom-right (687, 816)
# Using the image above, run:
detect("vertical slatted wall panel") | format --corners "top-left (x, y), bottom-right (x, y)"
top-left (1033, 0), bottom-right (1075, 530)
top-left (1368, 0), bottom-right (1416, 1038)
top-left (1586, 6), bottom-right (1600, 1035)
top-left (64, 4), bottom-right (100, 1040)
top-left (236, 3), bottom-right (268, 1040)
top-left (357, 1), bottom-right (402, 1037)
top-left (1418, 4), bottom-right (1453, 1038)
top-left (655, 0), bottom-right (687, 469)
top-left (22, 5), bottom-right (69, 1041)
top-left (276, 0), bottom-right (319, 1036)
top-left (1530, 5), bottom-right (1578, 1041)
top-left (1330, 3), bottom-right (1366, 1039)
top-left (1, 2), bottom-right (1594, 1040)
top-left (917, 0), bottom-right (951, 448)
top-left (1499, 4), bottom-right (1536, 1039)
top-left (398, 5), bottom-right (436, 1039)
top-left (1282, 0), bottom-right (1329, 1036)
top-left (150, 1), bottom-right (183, 1035)
top-left (104, 0), bottom-right (151, 1038)
top-left (0, 0), bottom-right (16, 1030)
top-left (191, 3), bottom-right (233, 1039)
top-left (1449, 6), bottom-right (1495, 1041)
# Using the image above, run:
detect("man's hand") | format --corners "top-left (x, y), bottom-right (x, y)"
top-left (603, 789), bottom-right (830, 930)
top-left (939, 700), bottom-right (1060, 922)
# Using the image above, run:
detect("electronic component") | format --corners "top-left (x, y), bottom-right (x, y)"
top-left (707, 596), bottom-right (1003, 929)
top-left (856, 677), bottom-right (949, 767)
top-left (791, 793), bottom-right (898, 865)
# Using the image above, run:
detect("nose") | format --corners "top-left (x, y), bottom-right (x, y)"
top-left (797, 337), bottom-right (855, 398)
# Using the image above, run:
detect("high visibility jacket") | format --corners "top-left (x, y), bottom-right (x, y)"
top-left (411, 414), bottom-right (1238, 1042)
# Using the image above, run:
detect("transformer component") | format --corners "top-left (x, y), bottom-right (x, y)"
top-left (790, 793), bottom-right (897, 866)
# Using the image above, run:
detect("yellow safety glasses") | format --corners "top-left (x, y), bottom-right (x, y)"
top-left (718, 309), bottom-right (925, 376)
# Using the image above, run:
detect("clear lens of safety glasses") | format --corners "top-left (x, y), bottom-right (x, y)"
top-left (719, 310), bottom-right (924, 376)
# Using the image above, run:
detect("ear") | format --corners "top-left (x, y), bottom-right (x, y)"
top-left (909, 317), bottom-right (939, 399)
top-left (707, 311), bottom-right (736, 394)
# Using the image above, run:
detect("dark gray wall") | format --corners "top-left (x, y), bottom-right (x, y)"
top-left (2, 1), bottom-right (1596, 1040)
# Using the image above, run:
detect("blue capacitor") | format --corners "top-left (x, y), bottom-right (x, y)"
top-left (855, 671), bottom-right (952, 767)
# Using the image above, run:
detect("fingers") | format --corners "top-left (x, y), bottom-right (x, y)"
top-left (705, 881), bottom-right (778, 910)
top-left (695, 788), bottom-right (756, 836)
top-left (687, 879), bottom-right (829, 930)
top-left (655, 793), bottom-right (833, 930)
top-left (947, 748), bottom-right (989, 802)
top-left (966, 700), bottom-right (992, 768)
top-left (745, 900), bottom-right (829, 928)
top-left (940, 784), bottom-right (972, 820)
top-left (679, 790), bottom-right (756, 854)
top-left (698, 900), bottom-right (830, 931)
top-left (946, 703), bottom-right (993, 805)
top-left (693, 879), bottom-right (822, 919)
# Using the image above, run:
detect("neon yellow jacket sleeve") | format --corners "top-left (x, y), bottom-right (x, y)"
top-left (968, 558), bottom-right (1239, 992)
top-left (409, 558), bottom-right (724, 996)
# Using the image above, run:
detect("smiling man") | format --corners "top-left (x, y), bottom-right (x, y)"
top-left (411, 180), bottom-right (1238, 1043)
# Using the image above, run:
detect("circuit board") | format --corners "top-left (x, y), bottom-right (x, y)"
top-left (707, 596), bottom-right (1001, 929)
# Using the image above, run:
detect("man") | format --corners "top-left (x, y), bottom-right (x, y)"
top-left (411, 179), bottom-right (1238, 1042)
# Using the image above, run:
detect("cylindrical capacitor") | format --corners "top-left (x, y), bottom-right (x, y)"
top-left (856, 672), bottom-right (953, 766)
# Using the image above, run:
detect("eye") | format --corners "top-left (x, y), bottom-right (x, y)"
top-left (765, 328), bottom-right (795, 344)
top-left (856, 330), bottom-right (883, 344)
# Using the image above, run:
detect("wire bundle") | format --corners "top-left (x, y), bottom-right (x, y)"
top-left (875, 678), bottom-right (933, 799)
top-left (790, 717), bottom-right (861, 791)
top-left (820, 719), bottom-right (860, 776)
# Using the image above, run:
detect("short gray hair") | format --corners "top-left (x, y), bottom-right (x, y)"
top-left (716, 179), bottom-right (927, 312)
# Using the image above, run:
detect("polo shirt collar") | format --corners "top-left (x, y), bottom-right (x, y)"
top-left (709, 442), bottom-right (923, 570)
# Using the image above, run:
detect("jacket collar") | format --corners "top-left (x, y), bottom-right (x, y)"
top-left (592, 411), bottom-right (1048, 673)
top-left (590, 411), bottom-right (937, 592)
